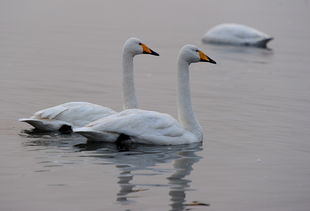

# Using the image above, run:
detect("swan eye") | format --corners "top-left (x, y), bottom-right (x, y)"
top-left (138, 42), bottom-right (142, 45)
top-left (195, 49), bottom-right (199, 52)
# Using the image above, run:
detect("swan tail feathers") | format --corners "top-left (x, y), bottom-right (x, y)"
top-left (257, 37), bottom-right (274, 48)
top-left (18, 118), bottom-right (67, 131)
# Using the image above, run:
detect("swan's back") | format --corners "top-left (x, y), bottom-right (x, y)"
top-left (20, 102), bottom-right (116, 131)
top-left (43, 102), bottom-right (116, 128)
top-left (202, 23), bottom-right (273, 47)
top-left (77, 109), bottom-right (198, 145)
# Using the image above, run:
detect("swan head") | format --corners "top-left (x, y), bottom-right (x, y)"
top-left (123, 37), bottom-right (159, 56)
top-left (179, 44), bottom-right (216, 64)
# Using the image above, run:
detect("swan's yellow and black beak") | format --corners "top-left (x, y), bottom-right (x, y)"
top-left (140, 43), bottom-right (159, 56)
top-left (198, 50), bottom-right (216, 64)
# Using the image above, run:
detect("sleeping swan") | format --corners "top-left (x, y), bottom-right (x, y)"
top-left (74, 45), bottom-right (216, 145)
top-left (19, 38), bottom-right (159, 132)
top-left (202, 23), bottom-right (273, 48)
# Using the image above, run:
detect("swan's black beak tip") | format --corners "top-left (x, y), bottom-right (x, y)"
top-left (141, 43), bottom-right (159, 56)
top-left (200, 57), bottom-right (216, 64)
top-left (208, 58), bottom-right (216, 64)
top-left (143, 48), bottom-right (159, 56)
top-left (149, 50), bottom-right (159, 56)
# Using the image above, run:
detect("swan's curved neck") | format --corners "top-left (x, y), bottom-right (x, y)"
top-left (122, 51), bottom-right (138, 109)
top-left (177, 59), bottom-right (203, 140)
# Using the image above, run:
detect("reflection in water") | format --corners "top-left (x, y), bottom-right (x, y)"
top-left (21, 131), bottom-right (204, 210)
top-left (20, 129), bottom-right (85, 150)
top-left (168, 150), bottom-right (201, 211)
top-left (116, 165), bottom-right (135, 203)
top-left (206, 43), bottom-right (273, 64)
top-left (77, 141), bottom-right (203, 209)
top-left (75, 141), bottom-right (204, 209)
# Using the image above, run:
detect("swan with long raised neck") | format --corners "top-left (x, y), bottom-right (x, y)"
top-left (74, 45), bottom-right (216, 145)
top-left (19, 38), bottom-right (159, 132)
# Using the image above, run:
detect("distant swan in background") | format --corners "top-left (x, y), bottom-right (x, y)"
top-left (202, 23), bottom-right (273, 48)
top-left (19, 38), bottom-right (159, 132)
top-left (74, 45), bottom-right (216, 145)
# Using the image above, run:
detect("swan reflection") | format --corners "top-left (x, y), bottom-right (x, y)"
top-left (22, 133), bottom-right (203, 210)
top-left (168, 150), bottom-right (201, 211)
top-left (76, 141), bottom-right (202, 210)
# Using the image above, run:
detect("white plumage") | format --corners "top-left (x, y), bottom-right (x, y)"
top-left (202, 23), bottom-right (273, 48)
top-left (19, 102), bottom-right (116, 131)
top-left (75, 109), bottom-right (196, 145)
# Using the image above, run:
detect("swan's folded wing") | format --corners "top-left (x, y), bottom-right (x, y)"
top-left (86, 109), bottom-right (186, 141)
top-left (32, 102), bottom-right (116, 128)
top-left (33, 104), bottom-right (69, 120)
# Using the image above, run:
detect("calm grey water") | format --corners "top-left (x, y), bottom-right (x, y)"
top-left (1, 0), bottom-right (310, 210)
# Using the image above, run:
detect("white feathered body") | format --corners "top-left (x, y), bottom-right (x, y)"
top-left (74, 109), bottom-right (199, 145)
top-left (202, 23), bottom-right (273, 47)
top-left (19, 102), bottom-right (116, 131)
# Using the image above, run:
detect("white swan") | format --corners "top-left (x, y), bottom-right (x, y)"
top-left (74, 45), bottom-right (216, 145)
top-left (202, 23), bottom-right (273, 48)
top-left (19, 38), bottom-right (159, 132)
